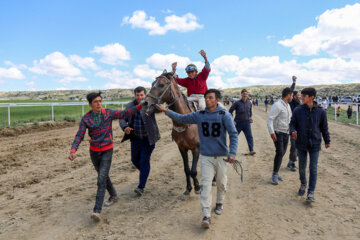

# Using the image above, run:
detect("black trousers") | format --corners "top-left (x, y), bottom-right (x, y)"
top-left (273, 132), bottom-right (289, 173)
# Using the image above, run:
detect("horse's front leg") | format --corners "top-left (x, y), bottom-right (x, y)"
top-left (191, 148), bottom-right (201, 194)
top-left (179, 148), bottom-right (192, 195)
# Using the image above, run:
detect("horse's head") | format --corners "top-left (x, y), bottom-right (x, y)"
top-left (143, 70), bottom-right (175, 115)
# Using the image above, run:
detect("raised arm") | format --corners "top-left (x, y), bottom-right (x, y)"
top-left (290, 75), bottom-right (297, 91)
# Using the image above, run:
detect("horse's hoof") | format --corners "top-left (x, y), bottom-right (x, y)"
top-left (183, 190), bottom-right (191, 195)
top-left (194, 189), bottom-right (200, 194)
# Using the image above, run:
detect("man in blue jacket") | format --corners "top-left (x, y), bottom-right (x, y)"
top-left (290, 88), bottom-right (330, 202)
top-left (156, 89), bottom-right (238, 229)
top-left (229, 89), bottom-right (255, 155)
top-left (120, 86), bottom-right (160, 196)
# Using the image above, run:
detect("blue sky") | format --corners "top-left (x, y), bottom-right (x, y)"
top-left (1, 0), bottom-right (360, 91)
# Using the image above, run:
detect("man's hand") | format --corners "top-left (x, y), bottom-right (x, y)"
top-left (124, 127), bottom-right (133, 135)
top-left (291, 131), bottom-right (297, 140)
top-left (171, 62), bottom-right (177, 73)
top-left (325, 144), bottom-right (330, 149)
top-left (292, 76), bottom-right (297, 83)
top-left (250, 117), bottom-right (253, 123)
top-left (199, 49), bottom-right (206, 58)
top-left (69, 152), bottom-right (76, 161)
top-left (227, 155), bottom-right (235, 164)
top-left (156, 104), bottom-right (167, 113)
top-left (271, 133), bottom-right (277, 142)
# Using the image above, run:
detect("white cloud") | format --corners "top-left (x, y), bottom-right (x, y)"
top-left (70, 55), bottom-right (99, 70)
top-left (122, 10), bottom-right (203, 35)
top-left (96, 68), bottom-right (151, 89)
top-left (4, 60), bottom-right (27, 69)
top-left (161, 9), bottom-right (174, 14)
top-left (58, 76), bottom-right (88, 85)
top-left (146, 53), bottom-right (191, 69)
top-left (29, 52), bottom-right (81, 76)
top-left (210, 55), bottom-right (360, 87)
top-left (92, 43), bottom-right (130, 65)
top-left (133, 64), bottom-right (163, 79)
top-left (279, 3), bottom-right (360, 59)
top-left (25, 81), bottom-right (36, 91)
top-left (0, 67), bottom-right (25, 79)
top-left (56, 87), bottom-right (69, 90)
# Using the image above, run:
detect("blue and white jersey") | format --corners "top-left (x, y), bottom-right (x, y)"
top-left (166, 104), bottom-right (238, 157)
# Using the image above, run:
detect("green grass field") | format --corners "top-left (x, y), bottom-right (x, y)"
top-left (0, 100), bottom-right (131, 128)
top-left (327, 106), bottom-right (359, 125)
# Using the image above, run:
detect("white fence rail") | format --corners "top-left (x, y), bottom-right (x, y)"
top-left (332, 103), bottom-right (359, 125)
top-left (0, 101), bottom-right (129, 127)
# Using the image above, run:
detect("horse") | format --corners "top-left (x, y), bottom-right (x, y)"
top-left (143, 70), bottom-right (201, 196)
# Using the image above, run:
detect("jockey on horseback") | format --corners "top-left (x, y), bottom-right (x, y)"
top-left (171, 49), bottom-right (210, 110)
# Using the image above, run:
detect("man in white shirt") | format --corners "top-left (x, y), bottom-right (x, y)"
top-left (266, 87), bottom-right (293, 185)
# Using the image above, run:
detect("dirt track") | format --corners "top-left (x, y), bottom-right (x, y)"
top-left (1, 106), bottom-right (359, 240)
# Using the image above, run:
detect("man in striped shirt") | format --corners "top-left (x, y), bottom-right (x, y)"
top-left (69, 91), bottom-right (142, 222)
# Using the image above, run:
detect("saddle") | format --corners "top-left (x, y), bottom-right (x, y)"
top-left (181, 92), bottom-right (198, 112)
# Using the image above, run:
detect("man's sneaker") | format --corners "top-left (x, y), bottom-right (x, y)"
top-left (90, 212), bottom-right (101, 222)
top-left (298, 184), bottom-right (306, 196)
top-left (201, 217), bottom-right (211, 228)
top-left (306, 192), bottom-right (315, 202)
top-left (104, 196), bottom-right (119, 207)
top-left (287, 161), bottom-right (297, 171)
top-left (271, 174), bottom-right (279, 185)
top-left (134, 187), bottom-right (144, 196)
top-left (214, 203), bottom-right (223, 215)
top-left (249, 151), bottom-right (256, 156)
top-left (277, 175), bottom-right (284, 181)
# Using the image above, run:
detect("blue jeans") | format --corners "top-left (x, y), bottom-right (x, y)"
top-left (131, 137), bottom-right (155, 189)
top-left (297, 150), bottom-right (320, 193)
top-left (235, 120), bottom-right (254, 152)
top-left (90, 149), bottom-right (117, 212)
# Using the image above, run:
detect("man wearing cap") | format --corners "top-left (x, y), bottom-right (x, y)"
top-left (171, 50), bottom-right (210, 110)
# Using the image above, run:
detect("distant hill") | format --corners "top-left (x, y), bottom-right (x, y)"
top-left (1, 83), bottom-right (359, 101)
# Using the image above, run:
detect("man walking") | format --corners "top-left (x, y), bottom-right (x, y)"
top-left (69, 92), bottom-right (142, 221)
top-left (290, 88), bottom-right (330, 201)
top-left (120, 86), bottom-right (160, 196)
top-left (156, 89), bottom-right (238, 229)
top-left (229, 89), bottom-right (256, 155)
top-left (266, 88), bottom-right (293, 185)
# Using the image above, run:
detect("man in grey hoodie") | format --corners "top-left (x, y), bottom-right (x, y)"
top-left (156, 89), bottom-right (238, 229)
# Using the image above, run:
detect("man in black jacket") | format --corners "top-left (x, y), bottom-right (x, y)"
top-left (119, 86), bottom-right (160, 196)
top-left (290, 88), bottom-right (330, 202)
top-left (287, 90), bottom-right (301, 171)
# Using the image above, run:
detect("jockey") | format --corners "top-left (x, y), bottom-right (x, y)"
top-left (171, 49), bottom-right (210, 110)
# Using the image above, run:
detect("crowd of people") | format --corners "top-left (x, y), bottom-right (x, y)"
top-left (68, 50), bottom-right (331, 229)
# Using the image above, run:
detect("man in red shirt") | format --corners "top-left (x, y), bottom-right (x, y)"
top-left (171, 49), bottom-right (210, 110)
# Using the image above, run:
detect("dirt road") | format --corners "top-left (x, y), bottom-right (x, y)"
top-left (0, 107), bottom-right (359, 240)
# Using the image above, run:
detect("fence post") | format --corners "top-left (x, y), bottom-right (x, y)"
top-left (357, 103), bottom-right (359, 125)
top-left (121, 104), bottom-right (123, 110)
top-left (82, 104), bottom-right (84, 115)
top-left (8, 106), bottom-right (10, 126)
top-left (52, 103), bottom-right (54, 121)
top-left (334, 104), bottom-right (337, 121)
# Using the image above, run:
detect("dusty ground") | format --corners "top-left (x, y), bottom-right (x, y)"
top-left (0, 106), bottom-right (359, 240)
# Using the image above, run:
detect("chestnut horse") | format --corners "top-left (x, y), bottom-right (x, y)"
top-left (143, 71), bottom-right (201, 196)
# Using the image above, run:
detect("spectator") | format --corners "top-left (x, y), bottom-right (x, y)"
top-left (336, 106), bottom-right (341, 117)
top-left (347, 105), bottom-right (353, 119)
top-left (321, 97), bottom-right (328, 111)
top-left (264, 97), bottom-right (269, 112)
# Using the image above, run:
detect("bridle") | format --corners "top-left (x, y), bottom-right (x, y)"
top-left (146, 75), bottom-right (178, 107)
